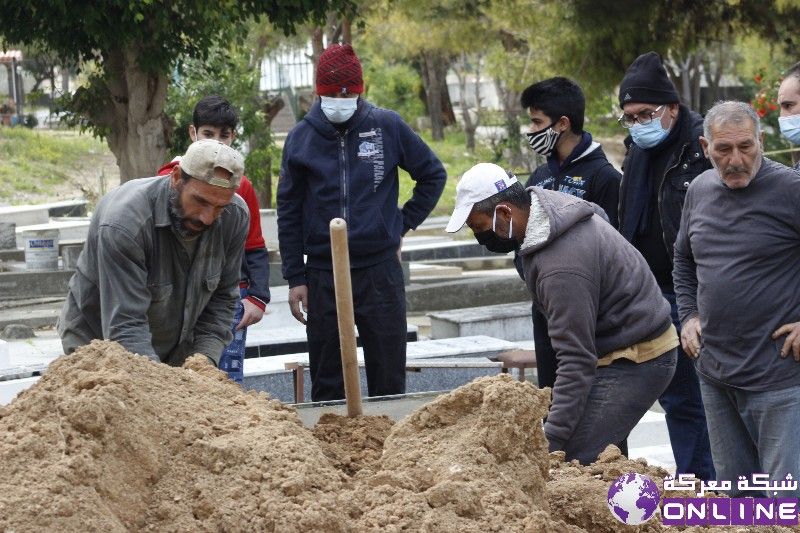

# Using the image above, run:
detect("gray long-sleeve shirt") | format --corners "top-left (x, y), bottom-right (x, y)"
top-left (58, 176), bottom-right (248, 365)
top-left (674, 158), bottom-right (800, 390)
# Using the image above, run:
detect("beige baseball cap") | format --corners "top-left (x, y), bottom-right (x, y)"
top-left (446, 163), bottom-right (518, 232)
top-left (180, 139), bottom-right (244, 189)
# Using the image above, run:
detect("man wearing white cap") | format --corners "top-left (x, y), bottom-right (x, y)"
top-left (59, 139), bottom-right (250, 367)
top-left (447, 163), bottom-right (678, 464)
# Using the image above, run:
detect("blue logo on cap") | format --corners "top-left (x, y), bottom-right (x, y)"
top-left (494, 180), bottom-right (507, 192)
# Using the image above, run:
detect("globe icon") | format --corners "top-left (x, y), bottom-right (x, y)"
top-left (607, 472), bottom-right (660, 525)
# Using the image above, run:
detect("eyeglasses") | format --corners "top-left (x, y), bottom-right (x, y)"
top-left (618, 105), bottom-right (665, 128)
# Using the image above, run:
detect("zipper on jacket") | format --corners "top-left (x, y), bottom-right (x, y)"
top-left (657, 142), bottom-right (689, 254)
top-left (339, 133), bottom-right (349, 221)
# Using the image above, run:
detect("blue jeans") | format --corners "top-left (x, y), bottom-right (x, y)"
top-left (698, 377), bottom-right (800, 499)
top-left (660, 291), bottom-right (715, 480)
top-left (218, 287), bottom-right (247, 383)
top-left (563, 348), bottom-right (677, 465)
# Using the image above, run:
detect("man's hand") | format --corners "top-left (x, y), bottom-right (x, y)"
top-left (773, 322), bottom-right (800, 361)
top-left (681, 316), bottom-right (703, 358)
top-left (288, 285), bottom-right (309, 325)
top-left (236, 299), bottom-right (265, 330)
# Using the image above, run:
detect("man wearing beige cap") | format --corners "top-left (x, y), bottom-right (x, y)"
top-left (447, 162), bottom-right (678, 464)
top-left (59, 139), bottom-right (250, 366)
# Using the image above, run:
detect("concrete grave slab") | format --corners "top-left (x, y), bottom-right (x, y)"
top-left (429, 301), bottom-right (534, 342)
top-left (405, 275), bottom-right (528, 313)
top-left (15, 219), bottom-right (90, 249)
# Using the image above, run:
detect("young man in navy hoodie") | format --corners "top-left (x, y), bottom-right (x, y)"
top-left (277, 44), bottom-right (446, 401)
top-left (516, 77), bottom-right (621, 395)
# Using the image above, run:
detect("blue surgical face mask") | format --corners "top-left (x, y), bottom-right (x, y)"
top-left (630, 114), bottom-right (673, 149)
top-left (320, 96), bottom-right (358, 124)
top-left (779, 115), bottom-right (800, 145)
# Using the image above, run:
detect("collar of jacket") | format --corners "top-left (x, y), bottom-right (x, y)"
top-left (547, 131), bottom-right (593, 175)
top-left (154, 176), bottom-right (173, 228)
top-left (303, 97), bottom-right (373, 139)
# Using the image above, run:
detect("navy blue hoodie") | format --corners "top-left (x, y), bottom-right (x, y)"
top-left (278, 99), bottom-right (446, 287)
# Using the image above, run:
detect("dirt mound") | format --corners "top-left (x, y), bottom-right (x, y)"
top-left (0, 341), bottom-right (347, 532)
top-left (312, 412), bottom-right (393, 476)
top-left (3, 341), bottom-right (789, 532)
top-left (333, 374), bottom-right (552, 531)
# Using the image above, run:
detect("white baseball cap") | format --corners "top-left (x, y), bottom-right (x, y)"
top-left (180, 139), bottom-right (244, 189)
top-left (445, 163), bottom-right (518, 232)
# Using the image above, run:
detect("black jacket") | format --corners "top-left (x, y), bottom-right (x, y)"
top-left (619, 104), bottom-right (711, 260)
top-left (526, 138), bottom-right (621, 227)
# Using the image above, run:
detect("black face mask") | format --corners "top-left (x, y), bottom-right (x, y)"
top-left (475, 229), bottom-right (519, 254)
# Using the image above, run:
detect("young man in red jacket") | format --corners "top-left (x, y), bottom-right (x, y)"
top-left (158, 95), bottom-right (270, 382)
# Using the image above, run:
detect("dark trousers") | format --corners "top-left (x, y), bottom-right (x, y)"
top-left (532, 303), bottom-right (629, 456)
top-left (306, 259), bottom-right (407, 401)
top-left (659, 291), bottom-right (715, 480)
top-left (564, 349), bottom-right (677, 465)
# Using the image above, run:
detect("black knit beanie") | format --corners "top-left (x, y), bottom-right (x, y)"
top-left (618, 51), bottom-right (680, 108)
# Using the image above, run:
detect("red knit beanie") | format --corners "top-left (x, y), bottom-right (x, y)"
top-left (316, 44), bottom-right (364, 96)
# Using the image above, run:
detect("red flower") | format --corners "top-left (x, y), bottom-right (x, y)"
top-left (769, 103), bottom-right (778, 111)
top-left (754, 74), bottom-right (763, 83)
top-left (757, 108), bottom-right (767, 118)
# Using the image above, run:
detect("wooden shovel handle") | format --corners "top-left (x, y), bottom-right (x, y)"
top-left (330, 218), bottom-right (363, 416)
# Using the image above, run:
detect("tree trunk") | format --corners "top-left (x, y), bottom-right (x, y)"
top-left (453, 53), bottom-right (482, 153)
top-left (99, 48), bottom-right (170, 183)
top-left (495, 78), bottom-right (524, 169)
top-left (256, 95), bottom-right (286, 209)
top-left (691, 53), bottom-right (702, 112)
top-left (439, 67), bottom-right (456, 127)
top-left (420, 51), bottom-right (445, 141)
top-left (61, 66), bottom-right (69, 94)
top-left (341, 18), bottom-right (352, 44)
top-left (311, 26), bottom-right (325, 88)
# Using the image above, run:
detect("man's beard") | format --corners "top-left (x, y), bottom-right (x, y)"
top-left (168, 183), bottom-right (210, 238)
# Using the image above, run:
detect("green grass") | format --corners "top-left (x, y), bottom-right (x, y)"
top-left (2, 125), bottom-right (498, 219)
top-left (399, 129), bottom-right (498, 217)
top-left (0, 127), bottom-right (109, 203)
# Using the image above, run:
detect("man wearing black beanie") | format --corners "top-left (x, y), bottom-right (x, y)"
top-left (617, 51), bottom-right (715, 481)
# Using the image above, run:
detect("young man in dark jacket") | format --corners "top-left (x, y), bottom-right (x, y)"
top-left (158, 96), bottom-right (270, 383)
top-left (517, 77), bottom-right (621, 396)
top-left (617, 51), bottom-right (714, 480)
top-left (447, 163), bottom-right (677, 464)
top-left (277, 44), bottom-right (446, 401)
top-left (778, 61), bottom-right (800, 170)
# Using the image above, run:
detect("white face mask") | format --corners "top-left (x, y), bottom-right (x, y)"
top-left (320, 96), bottom-right (358, 124)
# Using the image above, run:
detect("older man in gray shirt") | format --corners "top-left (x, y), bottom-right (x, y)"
top-left (59, 139), bottom-right (249, 366)
top-left (674, 101), bottom-right (800, 497)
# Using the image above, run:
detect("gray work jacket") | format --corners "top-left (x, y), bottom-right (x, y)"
top-left (58, 176), bottom-right (248, 366)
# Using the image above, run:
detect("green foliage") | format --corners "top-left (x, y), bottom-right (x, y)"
top-left (166, 44), bottom-right (258, 155)
top-left (1, 0), bottom-right (355, 165)
top-left (357, 44), bottom-right (425, 124)
top-left (1, 1), bottom-right (354, 73)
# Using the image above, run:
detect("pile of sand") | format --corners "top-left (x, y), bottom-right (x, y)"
top-left (1, 340), bottom-right (797, 532)
top-left (0, 341), bottom-right (347, 531)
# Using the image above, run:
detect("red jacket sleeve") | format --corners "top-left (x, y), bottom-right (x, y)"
top-left (236, 176), bottom-right (266, 251)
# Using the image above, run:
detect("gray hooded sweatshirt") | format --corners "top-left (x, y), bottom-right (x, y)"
top-left (518, 188), bottom-right (672, 446)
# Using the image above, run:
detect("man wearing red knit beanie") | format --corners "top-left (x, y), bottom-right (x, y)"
top-left (277, 43), bottom-right (447, 401)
